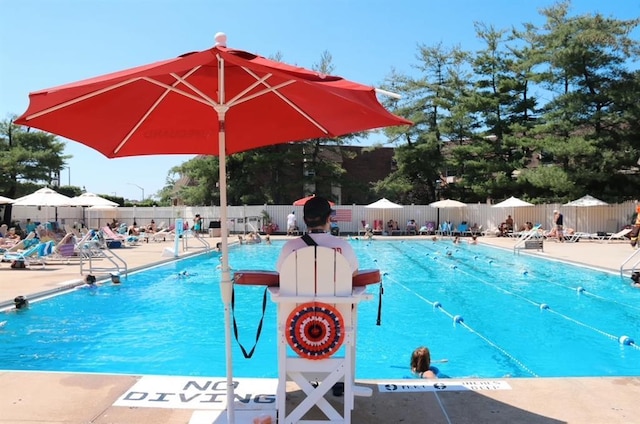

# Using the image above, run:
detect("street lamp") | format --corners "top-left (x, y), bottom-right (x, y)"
top-left (128, 183), bottom-right (145, 202)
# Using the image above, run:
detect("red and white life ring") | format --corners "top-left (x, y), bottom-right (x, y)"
top-left (286, 302), bottom-right (345, 360)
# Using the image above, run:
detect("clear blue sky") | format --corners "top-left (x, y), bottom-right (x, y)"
top-left (1, 0), bottom-right (638, 201)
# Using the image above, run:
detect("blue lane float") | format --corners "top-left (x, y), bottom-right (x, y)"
top-left (540, 303), bottom-right (550, 310)
top-left (453, 315), bottom-right (464, 324)
top-left (619, 335), bottom-right (634, 346)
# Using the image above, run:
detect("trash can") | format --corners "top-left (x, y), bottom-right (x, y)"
top-left (209, 220), bottom-right (221, 237)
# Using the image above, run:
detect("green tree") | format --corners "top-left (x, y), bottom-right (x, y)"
top-left (0, 118), bottom-right (69, 223)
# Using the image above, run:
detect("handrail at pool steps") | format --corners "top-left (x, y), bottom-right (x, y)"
top-left (79, 241), bottom-right (128, 278)
top-left (619, 248), bottom-right (640, 278)
top-left (182, 229), bottom-right (210, 252)
top-left (514, 225), bottom-right (543, 253)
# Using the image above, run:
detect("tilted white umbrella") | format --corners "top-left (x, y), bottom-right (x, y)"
top-left (365, 198), bottom-right (403, 209)
top-left (365, 198), bottom-right (403, 231)
top-left (0, 195), bottom-right (14, 204)
top-left (70, 192), bottom-right (119, 207)
top-left (564, 195), bottom-right (609, 233)
top-left (492, 196), bottom-right (534, 208)
top-left (492, 196), bottom-right (534, 230)
top-left (429, 199), bottom-right (467, 208)
top-left (430, 199), bottom-right (467, 232)
top-left (12, 187), bottom-right (72, 206)
top-left (13, 187), bottom-right (73, 224)
top-left (564, 194), bottom-right (608, 207)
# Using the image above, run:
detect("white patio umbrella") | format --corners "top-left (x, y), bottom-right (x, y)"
top-left (0, 195), bottom-right (14, 204)
top-left (71, 193), bottom-right (119, 228)
top-left (564, 195), bottom-right (608, 233)
top-left (429, 199), bottom-right (467, 208)
top-left (429, 199), bottom-right (467, 232)
top-left (70, 192), bottom-right (119, 207)
top-left (365, 198), bottom-right (403, 232)
top-left (492, 196), bottom-right (534, 230)
top-left (12, 187), bottom-right (73, 223)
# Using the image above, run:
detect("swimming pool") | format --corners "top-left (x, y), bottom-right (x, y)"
top-left (1, 239), bottom-right (638, 379)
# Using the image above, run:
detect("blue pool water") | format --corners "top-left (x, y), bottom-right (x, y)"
top-left (1, 239), bottom-right (639, 379)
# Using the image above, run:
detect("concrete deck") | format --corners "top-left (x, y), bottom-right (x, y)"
top-left (1, 235), bottom-right (639, 423)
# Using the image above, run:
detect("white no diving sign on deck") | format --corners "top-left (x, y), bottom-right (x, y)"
top-left (379, 380), bottom-right (512, 393)
top-left (114, 376), bottom-right (277, 410)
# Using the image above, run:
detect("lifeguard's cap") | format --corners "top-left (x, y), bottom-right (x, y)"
top-left (304, 196), bottom-right (333, 227)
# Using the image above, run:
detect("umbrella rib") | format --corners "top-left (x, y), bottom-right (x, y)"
top-left (169, 71), bottom-right (220, 107)
top-left (24, 78), bottom-right (142, 121)
top-left (239, 66), bottom-right (331, 135)
top-left (114, 68), bottom-right (205, 155)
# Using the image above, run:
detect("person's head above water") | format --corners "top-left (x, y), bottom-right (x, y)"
top-left (410, 346), bottom-right (432, 373)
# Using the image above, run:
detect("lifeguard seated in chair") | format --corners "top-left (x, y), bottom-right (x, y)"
top-left (235, 196), bottom-right (378, 423)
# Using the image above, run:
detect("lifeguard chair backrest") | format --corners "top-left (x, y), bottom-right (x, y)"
top-left (279, 246), bottom-right (352, 297)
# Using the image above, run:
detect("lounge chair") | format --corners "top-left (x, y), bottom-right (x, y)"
top-left (148, 228), bottom-right (175, 242)
top-left (0, 231), bottom-right (36, 254)
top-left (607, 228), bottom-right (632, 243)
top-left (3, 240), bottom-right (54, 268)
top-left (100, 226), bottom-right (129, 246)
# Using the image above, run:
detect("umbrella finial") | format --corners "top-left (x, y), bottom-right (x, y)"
top-left (215, 32), bottom-right (227, 47)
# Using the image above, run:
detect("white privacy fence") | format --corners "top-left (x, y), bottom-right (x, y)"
top-left (9, 201), bottom-right (639, 235)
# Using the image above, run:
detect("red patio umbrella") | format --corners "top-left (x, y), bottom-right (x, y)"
top-left (15, 32), bottom-right (411, 422)
top-left (293, 194), bottom-right (336, 206)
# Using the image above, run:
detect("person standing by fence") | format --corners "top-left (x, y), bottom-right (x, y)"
top-left (630, 205), bottom-right (640, 248)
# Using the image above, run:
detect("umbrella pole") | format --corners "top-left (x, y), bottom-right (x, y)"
top-left (217, 53), bottom-right (235, 424)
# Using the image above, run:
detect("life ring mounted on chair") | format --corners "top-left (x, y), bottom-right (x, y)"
top-left (286, 302), bottom-right (345, 360)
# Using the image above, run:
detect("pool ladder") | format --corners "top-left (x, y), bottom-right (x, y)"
top-left (620, 247), bottom-right (640, 278)
top-left (79, 242), bottom-right (128, 277)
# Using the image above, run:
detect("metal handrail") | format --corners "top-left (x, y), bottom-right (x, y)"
top-left (620, 248), bottom-right (640, 277)
top-left (79, 241), bottom-right (128, 277)
top-left (513, 225), bottom-right (543, 253)
top-left (182, 230), bottom-right (211, 252)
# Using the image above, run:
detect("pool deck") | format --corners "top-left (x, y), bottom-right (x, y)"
top-left (1, 235), bottom-right (639, 423)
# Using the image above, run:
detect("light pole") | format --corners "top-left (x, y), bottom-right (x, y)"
top-left (66, 166), bottom-right (71, 186)
top-left (128, 183), bottom-right (145, 202)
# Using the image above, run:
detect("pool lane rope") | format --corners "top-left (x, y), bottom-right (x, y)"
top-left (382, 272), bottom-right (539, 377)
top-left (286, 302), bottom-right (345, 360)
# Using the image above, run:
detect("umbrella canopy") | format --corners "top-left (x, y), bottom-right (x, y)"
top-left (364, 198), bottom-right (403, 231)
top-left (492, 196), bottom-right (534, 208)
top-left (430, 199), bottom-right (467, 231)
top-left (12, 187), bottom-right (72, 206)
top-left (564, 195), bottom-right (609, 233)
top-left (429, 199), bottom-right (467, 208)
top-left (70, 192), bottom-right (119, 207)
top-left (365, 198), bottom-right (403, 209)
top-left (564, 194), bottom-right (608, 207)
top-left (492, 196), bottom-right (534, 230)
top-left (293, 194), bottom-right (335, 206)
top-left (0, 195), bottom-right (14, 204)
top-left (14, 32), bottom-right (411, 422)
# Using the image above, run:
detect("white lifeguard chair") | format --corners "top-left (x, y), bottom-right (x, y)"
top-left (269, 246), bottom-right (373, 424)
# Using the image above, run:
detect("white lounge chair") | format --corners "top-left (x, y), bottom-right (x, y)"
top-left (148, 228), bottom-right (175, 242)
top-left (607, 228), bottom-right (632, 243)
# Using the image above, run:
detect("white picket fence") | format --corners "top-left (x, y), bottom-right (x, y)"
top-left (9, 201), bottom-right (638, 235)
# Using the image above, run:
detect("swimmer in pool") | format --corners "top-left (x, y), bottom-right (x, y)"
top-left (411, 346), bottom-right (438, 379)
